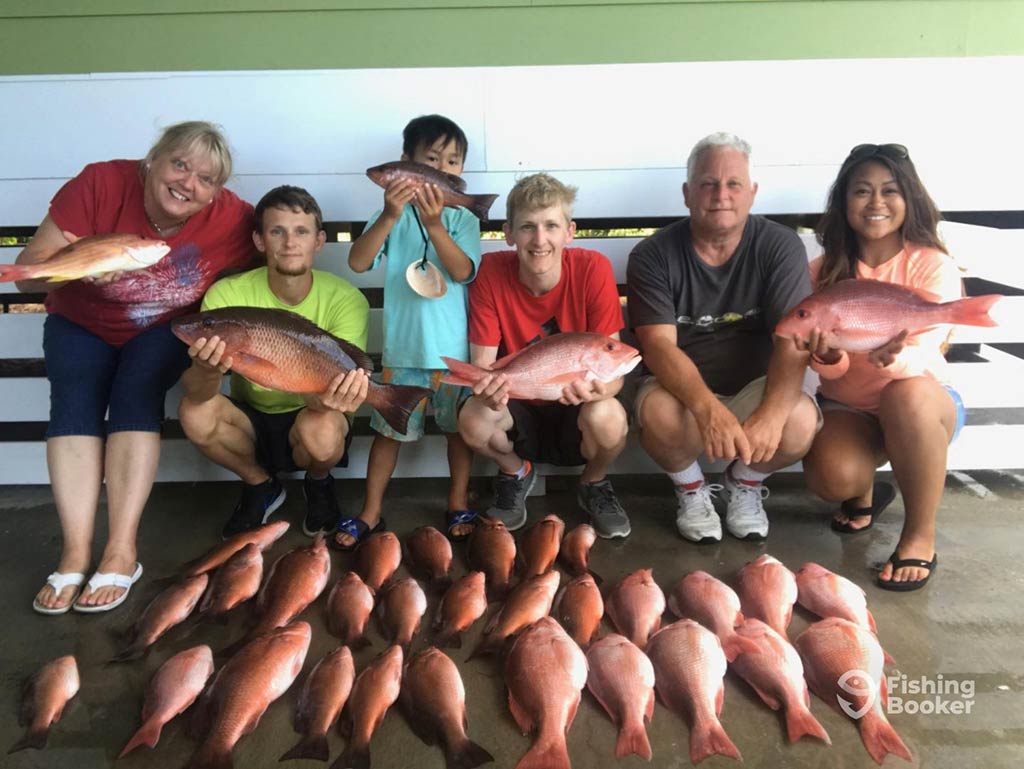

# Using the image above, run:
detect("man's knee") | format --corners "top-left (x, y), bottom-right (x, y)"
top-left (637, 386), bottom-right (694, 445)
top-left (778, 395), bottom-right (820, 457)
top-left (178, 398), bottom-right (221, 446)
top-left (458, 397), bottom-right (505, 450)
top-left (579, 398), bottom-right (628, 447)
top-left (294, 411), bottom-right (348, 465)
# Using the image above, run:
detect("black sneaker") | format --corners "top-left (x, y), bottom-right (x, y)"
top-left (485, 462), bottom-right (536, 531)
top-left (578, 479), bottom-right (631, 539)
top-left (302, 473), bottom-right (340, 537)
top-left (222, 477), bottom-right (287, 540)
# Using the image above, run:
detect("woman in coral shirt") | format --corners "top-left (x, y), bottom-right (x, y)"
top-left (801, 144), bottom-right (966, 592)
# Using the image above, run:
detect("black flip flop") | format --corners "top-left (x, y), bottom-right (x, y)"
top-left (831, 481), bottom-right (896, 534)
top-left (445, 509), bottom-right (480, 542)
top-left (877, 551), bottom-right (937, 592)
top-left (329, 517), bottom-right (386, 552)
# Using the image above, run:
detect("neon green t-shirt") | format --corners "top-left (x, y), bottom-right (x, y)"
top-left (201, 267), bottom-right (370, 414)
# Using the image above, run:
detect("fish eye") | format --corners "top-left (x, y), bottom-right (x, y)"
top-left (605, 342), bottom-right (615, 351)
top-left (796, 309), bottom-right (809, 319)
top-left (201, 317), bottom-right (216, 327)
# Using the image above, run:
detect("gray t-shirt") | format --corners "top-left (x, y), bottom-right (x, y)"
top-left (626, 215), bottom-right (811, 395)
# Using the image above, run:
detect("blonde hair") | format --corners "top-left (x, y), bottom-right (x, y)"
top-left (142, 120), bottom-right (233, 186)
top-left (505, 173), bottom-right (577, 226)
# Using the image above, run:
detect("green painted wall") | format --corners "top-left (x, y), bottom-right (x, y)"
top-left (1, 1), bottom-right (1023, 75)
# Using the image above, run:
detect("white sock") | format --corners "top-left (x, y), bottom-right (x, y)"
top-left (668, 462), bottom-right (704, 487)
top-left (730, 462), bottom-right (769, 485)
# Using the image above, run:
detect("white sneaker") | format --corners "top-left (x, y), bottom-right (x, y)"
top-left (674, 483), bottom-right (723, 543)
top-left (724, 473), bottom-right (770, 541)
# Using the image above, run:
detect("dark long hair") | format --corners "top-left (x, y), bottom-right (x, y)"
top-left (815, 146), bottom-right (946, 289)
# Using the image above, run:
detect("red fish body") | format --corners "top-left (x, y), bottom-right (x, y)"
top-left (605, 569), bottom-right (665, 651)
top-left (111, 573), bottom-right (209, 662)
top-left (433, 571), bottom-right (488, 649)
top-left (405, 525), bottom-right (453, 589)
top-left (666, 571), bottom-right (760, 662)
top-left (281, 646), bottom-right (355, 762)
top-left (183, 520), bottom-right (289, 578)
top-left (172, 308), bottom-right (432, 435)
top-left (198, 543), bottom-right (263, 618)
top-left (248, 537), bottom-right (330, 640)
top-left (553, 573), bottom-right (604, 648)
top-left (9, 655), bottom-right (79, 753)
top-left (326, 571), bottom-right (376, 648)
top-left (441, 333), bottom-right (641, 402)
top-left (466, 516), bottom-right (517, 600)
top-left (586, 634), bottom-right (656, 760)
top-left (0, 233), bottom-right (169, 283)
top-left (377, 577), bottom-right (427, 650)
top-left (470, 570), bottom-right (560, 659)
top-left (736, 554), bottom-right (798, 637)
top-left (559, 523), bottom-right (601, 583)
top-left (776, 278), bottom-right (1000, 352)
top-left (355, 531), bottom-right (402, 593)
top-left (336, 645), bottom-right (404, 769)
top-left (366, 160), bottom-right (498, 220)
top-left (519, 514), bottom-right (565, 577)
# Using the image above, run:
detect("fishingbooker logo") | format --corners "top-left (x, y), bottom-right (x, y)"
top-left (838, 669), bottom-right (976, 717)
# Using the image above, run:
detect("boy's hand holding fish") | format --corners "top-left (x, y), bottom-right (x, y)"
top-left (411, 183), bottom-right (446, 227)
top-left (558, 377), bottom-right (610, 407)
top-left (302, 368), bottom-right (369, 414)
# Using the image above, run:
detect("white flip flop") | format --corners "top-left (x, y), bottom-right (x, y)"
top-left (32, 571), bottom-right (87, 615)
top-left (73, 562), bottom-right (143, 613)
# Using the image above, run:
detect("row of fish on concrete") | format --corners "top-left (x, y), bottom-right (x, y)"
top-left (15, 513), bottom-right (913, 768)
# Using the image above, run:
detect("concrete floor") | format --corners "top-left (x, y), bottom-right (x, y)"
top-left (1, 471), bottom-right (1022, 769)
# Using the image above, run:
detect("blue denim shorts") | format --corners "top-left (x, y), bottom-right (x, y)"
top-left (818, 383), bottom-right (966, 444)
top-left (43, 313), bottom-right (190, 438)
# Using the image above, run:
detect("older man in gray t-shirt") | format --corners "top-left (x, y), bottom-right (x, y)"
top-left (627, 132), bottom-right (819, 544)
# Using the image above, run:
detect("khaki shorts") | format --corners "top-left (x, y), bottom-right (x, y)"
top-left (634, 371), bottom-right (822, 430)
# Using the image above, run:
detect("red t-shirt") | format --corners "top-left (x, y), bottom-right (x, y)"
top-left (45, 159), bottom-right (254, 346)
top-left (469, 247), bottom-right (624, 357)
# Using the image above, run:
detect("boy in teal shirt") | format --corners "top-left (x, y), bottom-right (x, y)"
top-left (336, 114), bottom-right (480, 548)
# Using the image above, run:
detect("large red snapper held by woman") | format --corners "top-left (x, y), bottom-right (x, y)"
top-left (441, 333), bottom-right (642, 402)
top-left (366, 160), bottom-right (499, 220)
top-left (775, 279), bottom-right (1000, 352)
top-left (0, 233), bottom-right (169, 282)
top-left (171, 307), bottom-right (432, 435)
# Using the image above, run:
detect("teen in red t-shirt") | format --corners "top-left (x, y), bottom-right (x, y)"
top-left (459, 173), bottom-right (632, 539)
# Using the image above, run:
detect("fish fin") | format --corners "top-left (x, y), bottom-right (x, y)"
top-left (45, 274), bottom-right (77, 282)
top-left (883, 647), bottom-right (896, 667)
top-left (515, 736), bottom-right (571, 769)
top-left (666, 594), bottom-right (680, 617)
top-left (860, 712), bottom-right (912, 764)
top-left (747, 683), bottom-right (782, 711)
top-left (118, 719), bottom-right (163, 757)
top-left (440, 357), bottom-right (487, 387)
top-left (490, 349), bottom-right (524, 370)
top-left (349, 634), bottom-right (373, 651)
top-left (331, 743), bottom-right (370, 769)
top-left (446, 737), bottom-right (495, 769)
top-left (279, 734), bottom-right (329, 762)
top-left (615, 720), bottom-right (653, 760)
top-left (507, 691), bottom-right (534, 734)
top-left (467, 194), bottom-right (499, 222)
top-left (107, 643), bottom-right (148, 664)
top-left (866, 609), bottom-right (878, 634)
top-left (0, 264), bottom-right (31, 283)
top-left (689, 718), bottom-right (742, 765)
top-left (444, 172), bottom-right (468, 193)
top-left (367, 382), bottom-right (432, 435)
top-left (324, 332), bottom-right (375, 372)
top-left (7, 727), bottom-right (47, 754)
top-left (785, 704), bottom-right (831, 745)
top-left (645, 689), bottom-right (655, 722)
top-left (722, 632), bottom-right (761, 663)
top-left (946, 293), bottom-right (1001, 328)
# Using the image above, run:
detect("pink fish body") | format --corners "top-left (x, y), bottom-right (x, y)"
top-left (470, 570), bottom-right (560, 658)
top-left (605, 569), bottom-right (665, 651)
top-left (559, 523), bottom-right (601, 582)
top-left (338, 645), bottom-right (404, 769)
top-left (111, 573), bottom-right (209, 662)
top-left (666, 571), bottom-right (759, 662)
top-left (795, 617), bottom-right (912, 764)
top-left (280, 646), bottom-right (355, 762)
top-left (198, 543), bottom-right (263, 618)
top-left (776, 278), bottom-right (1000, 352)
top-left (647, 620), bottom-right (742, 765)
top-left (183, 520), bottom-right (289, 577)
top-left (9, 655), bottom-right (79, 753)
top-left (433, 571), bottom-right (488, 649)
top-left (736, 554), bottom-right (798, 637)
top-left (377, 577), bottom-right (427, 650)
top-left (442, 332), bottom-right (641, 402)
top-left (355, 531), bottom-right (402, 593)
top-left (120, 645), bottom-right (215, 757)
top-left (250, 537), bottom-right (330, 638)
top-left (0, 233), bottom-right (169, 283)
top-left (586, 634), bottom-right (656, 760)
top-left (519, 514), bottom-right (565, 577)
top-left (553, 573), bottom-right (604, 648)
top-left (326, 571), bottom-right (376, 648)
top-left (366, 160), bottom-right (498, 220)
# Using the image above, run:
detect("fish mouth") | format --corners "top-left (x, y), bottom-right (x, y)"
top-left (609, 354), bottom-right (642, 379)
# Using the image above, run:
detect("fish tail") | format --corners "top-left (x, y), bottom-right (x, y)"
top-left (439, 357), bottom-right (487, 388)
top-left (7, 727), bottom-right (47, 753)
top-left (367, 382), bottom-right (433, 436)
top-left (446, 736), bottom-right (495, 769)
top-left (946, 293), bottom-right (1001, 327)
top-left (615, 720), bottom-right (653, 760)
top-left (331, 742), bottom-right (370, 769)
top-left (860, 712), bottom-right (912, 764)
top-left (467, 194), bottom-right (499, 221)
top-left (348, 634), bottom-right (373, 651)
top-left (118, 720), bottom-right (163, 757)
top-left (515, 735), bottom-right (571, 769)
top-left (689, 718), bottom-right (742, 764)
top-left (0, 264), bottom-right (32, 283)
top-left (785, 703), bottom-right (831, 745)
top-left (279, 733), bottom-right (329, 762)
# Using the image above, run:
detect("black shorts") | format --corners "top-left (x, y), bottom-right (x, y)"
top-left (507, 400), bottom-right (586, 467)
top-left (230, 399), bottom-right (352, 475)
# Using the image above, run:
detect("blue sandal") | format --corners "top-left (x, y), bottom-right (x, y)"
top-left (445, 509), bottom-right (480, 542)
top-left (329, 517), bottom-right (386, 552)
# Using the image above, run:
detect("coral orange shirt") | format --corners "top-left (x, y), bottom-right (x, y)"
top-left (808, 245), bottom-right (963, 413)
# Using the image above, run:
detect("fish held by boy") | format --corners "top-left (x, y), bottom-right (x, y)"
top-left (366, 160), bottom-right (498, 221)
top-left (441, 333), bottom-right (642, 402)
top-left (776, 278), bottom-right (1001, 352)
top-left (0, 232), bottom-right (169, 283)
top-left (171, 307), bottom-right (432, 436)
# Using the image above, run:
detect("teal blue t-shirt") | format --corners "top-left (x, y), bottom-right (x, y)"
top-left (366, 205), bottom-right (481, 368)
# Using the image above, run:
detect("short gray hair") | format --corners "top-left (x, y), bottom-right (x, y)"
top-left (686, 132), bottom-right (754, 184)
top-left (142, 120), bottom-right (233, 186)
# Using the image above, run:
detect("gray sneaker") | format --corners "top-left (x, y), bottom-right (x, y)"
top-left (486, 463), bottom-right (536, 531)
top-left (578, 479), bottom-right (631, 539)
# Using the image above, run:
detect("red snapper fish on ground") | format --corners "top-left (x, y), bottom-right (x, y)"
top-left (366, 160), bottom-right (499, 220)
top-left (334, 645), bottom-right (404, 769)
top-left (0, 233), bottom-right (169, 283)
top-left (736, 554), bottom-right (798, 637)
top-left (775, 278), bottom-right (1001, 352)
top-left (504, 617), bottom-right (589, 769)
top-left (9, 655), bottom-right (79, 753)
top-left (441, 333), bottom-right (641, 401)
top-left (182, 520), bottom-right (289, 578)
top-left (585, 634), bottom-right (656, 760)
top-left (172, 308), bottom-right (432, 435)
top-left (281, 645), bottom-right (355, 763)
top-left (795, 617), bottom-right (913, 764)
top-left (110, 573), bottom-right (209, 662)
top-left (605, 569), bottom-right (665, 651)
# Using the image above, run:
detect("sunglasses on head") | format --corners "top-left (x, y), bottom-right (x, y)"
top-left (843, 143), bottom-right (910, 166)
